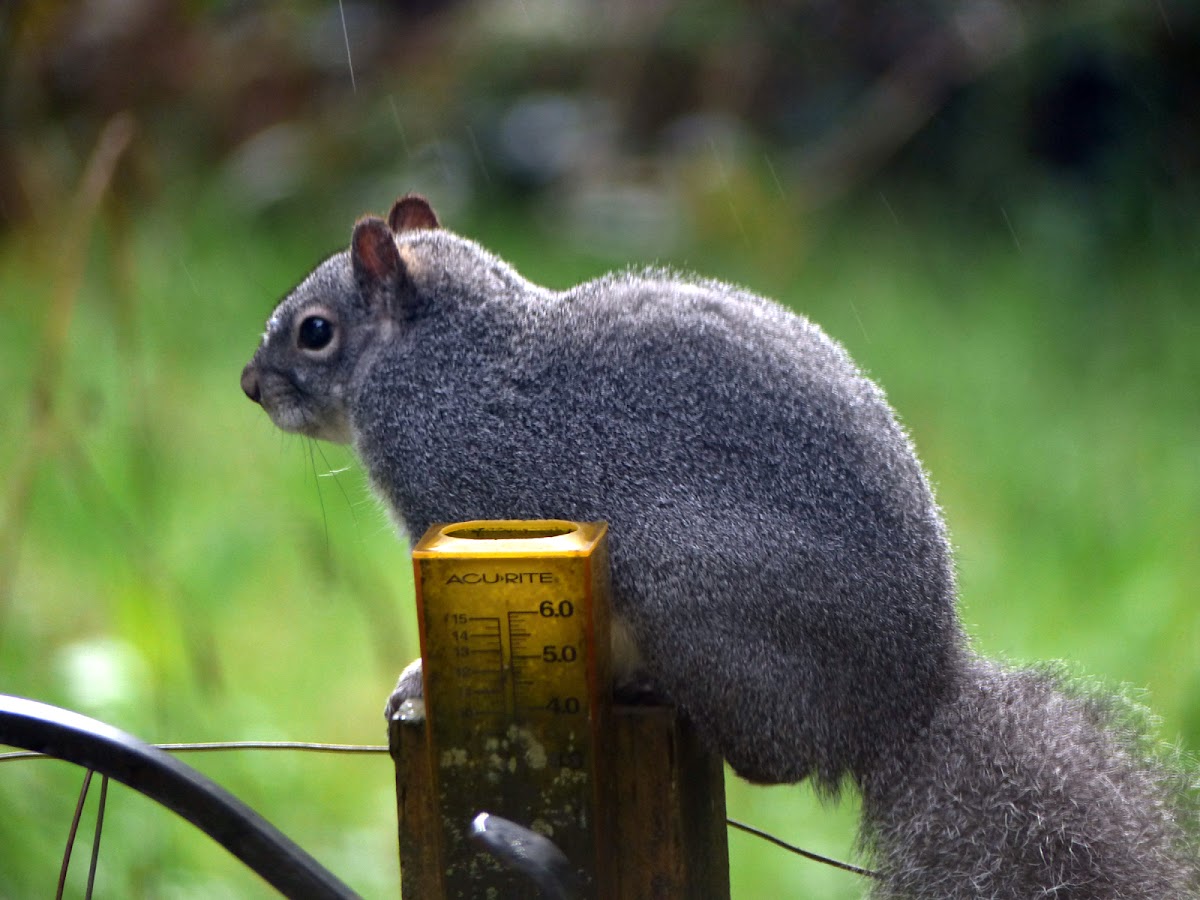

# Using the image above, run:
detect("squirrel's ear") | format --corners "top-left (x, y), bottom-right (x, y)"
top-left (351, 216), bottom-right (402, 287)
top-left (388, 194), bottom-right (440, 233)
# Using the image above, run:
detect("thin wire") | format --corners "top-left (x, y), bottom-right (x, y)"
top-left (337, 0), bottom-right (356, 92)
top-left (0, 741), bottom-right (389, 762)
top-left (155, 741), bottom-right (387, 754)
top-left (84, 775), bottom-right (108, 899)
top-left (57, 769), bottom-right (94, 899)
top-left (727, 817), bottom-right (880, 879)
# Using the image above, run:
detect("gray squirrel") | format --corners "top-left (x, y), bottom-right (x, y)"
top-left (241, 195), bottom-right (1199, 898)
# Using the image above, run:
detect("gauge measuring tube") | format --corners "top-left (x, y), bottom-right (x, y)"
top-left (413, 520), bottom-right (613, 898)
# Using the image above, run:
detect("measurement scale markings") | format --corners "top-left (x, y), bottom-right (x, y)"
top-left (454, 665), bottom-right (504, 677)
top-left (460, 616), bottom-right (501, 637)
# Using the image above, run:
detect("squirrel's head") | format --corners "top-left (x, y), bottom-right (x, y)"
top-left (240, 194), bottom-right (441, 443)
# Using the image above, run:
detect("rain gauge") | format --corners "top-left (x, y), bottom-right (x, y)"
top-left (410, 519), bottom-right (613, 898)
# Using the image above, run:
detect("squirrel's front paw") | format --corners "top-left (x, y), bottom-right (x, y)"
top-left (384, 657), bottom-right (424, 721)
top-left (614, 671), bottom-right (670, 706)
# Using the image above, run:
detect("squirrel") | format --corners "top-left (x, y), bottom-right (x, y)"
top-left (241, 194), bottom-right (1199, 898)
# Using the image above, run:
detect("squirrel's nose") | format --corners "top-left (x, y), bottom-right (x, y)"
top-left (241, 365), bottom-right (262, 404)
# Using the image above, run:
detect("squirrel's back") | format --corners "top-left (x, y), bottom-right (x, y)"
top-left (353, 236), bottom-right (962, 787)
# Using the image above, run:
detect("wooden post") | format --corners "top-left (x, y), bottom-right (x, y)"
top-left (390, 701), bottom-right (437, 900)
top-left (390, 702), bottom-right (730, 899)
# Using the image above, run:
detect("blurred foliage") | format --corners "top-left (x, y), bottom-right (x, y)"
top-left (3, 0), bottom-right (1197, 236)
top-left (1, 0), bottom-right (1198, 897)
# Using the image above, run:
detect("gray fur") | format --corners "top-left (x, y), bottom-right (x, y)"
top-left (863, 659), bottom-right (1199, 898)
top-left (242, 200), bottom-right (1198, 897)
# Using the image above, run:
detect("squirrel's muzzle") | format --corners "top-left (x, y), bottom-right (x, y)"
top-left (241, 365), bottom-right (262, 404)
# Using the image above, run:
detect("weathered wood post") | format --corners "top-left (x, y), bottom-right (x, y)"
top-left (388, 520), bottom-right (729, 899)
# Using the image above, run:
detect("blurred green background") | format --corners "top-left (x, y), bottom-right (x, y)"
top-left (1, 1), bottom-right (1197, 896)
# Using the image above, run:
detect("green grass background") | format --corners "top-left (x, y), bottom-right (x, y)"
top-left (1, 171), bottom-right (1197, 897)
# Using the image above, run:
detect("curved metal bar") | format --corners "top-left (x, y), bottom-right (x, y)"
top-left (0, 694), bottom-right (359, 900)
top-left (469, 812), bottom-right (581, 900)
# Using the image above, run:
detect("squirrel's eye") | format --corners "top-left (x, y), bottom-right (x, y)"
top-left (298, 315), bottom-right (334, 351)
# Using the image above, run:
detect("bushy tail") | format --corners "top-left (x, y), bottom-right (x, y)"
top-left (860, 656), bottom-right (1200, 899)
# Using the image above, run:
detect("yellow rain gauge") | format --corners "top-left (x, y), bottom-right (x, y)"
top-left (411, 520), bottom-right (613, 898)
